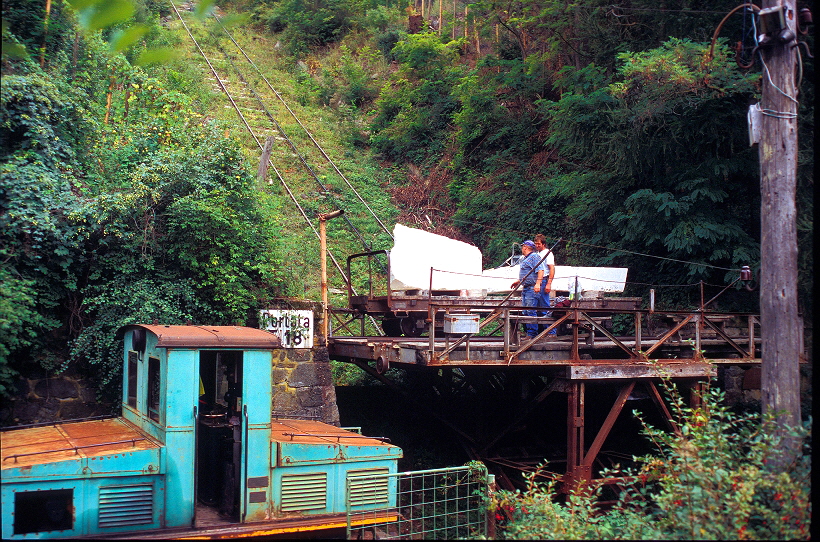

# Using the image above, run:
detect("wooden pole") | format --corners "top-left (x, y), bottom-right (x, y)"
top-left (319, 210), bottom-right (344, 341)
top-left (452, 0), bottom-right (456, 39)
top-left (41, 0), bottom-right (52, 68)
top-left (438, 0), bottom-right (442, 35)
top-left (257, 136), bottom-right (275, 184)
top-left (757, 0), bottom-right (801, 461)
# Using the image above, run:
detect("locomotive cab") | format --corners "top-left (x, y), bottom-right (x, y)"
top-left (1, 325), bottom-right (401, 539)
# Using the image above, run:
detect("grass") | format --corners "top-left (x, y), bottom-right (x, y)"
top-left (164, 10), bottom-right (399, 305)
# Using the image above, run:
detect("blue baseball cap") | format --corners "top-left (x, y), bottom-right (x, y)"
top-left (522, 240), bottom-right (536, 249)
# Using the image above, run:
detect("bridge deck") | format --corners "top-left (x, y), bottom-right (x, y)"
top-left (328, 335), bottom-right (761, 379)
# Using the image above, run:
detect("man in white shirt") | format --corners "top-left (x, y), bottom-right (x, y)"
top-left (534, 234), bottom-right (556, 334)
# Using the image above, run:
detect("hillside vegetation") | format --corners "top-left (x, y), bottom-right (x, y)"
top-left (1, 0), bottom-right (813, 402)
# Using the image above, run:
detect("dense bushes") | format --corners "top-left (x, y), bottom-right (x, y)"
top-left (1, 8), bottom-right (289, 401)
top-left (492, 383), bottom-right (812, 540)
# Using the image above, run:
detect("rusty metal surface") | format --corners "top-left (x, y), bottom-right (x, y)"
top-left (328, 335), bottom-right (758, 374)
top-left (100, 512), bottom-right (384, 539)
top-left (351, 294), bottom-right (642, 315)
top-left (567, 362), bottom-right (717, 380)
top-left (1, 418), bottom-right (160, 468)
top-left (116, 325), bottom-right (281, 349)
top-left (270, 419), bottom-right (393, 447)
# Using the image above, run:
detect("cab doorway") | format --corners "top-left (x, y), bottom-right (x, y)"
top-left (195, 351), bottom-right (243, 526)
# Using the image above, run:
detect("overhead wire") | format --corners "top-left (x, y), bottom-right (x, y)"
top-left (447, 216), bottom-right (748, 272)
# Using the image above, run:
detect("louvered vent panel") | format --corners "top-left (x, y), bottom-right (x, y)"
top-left (347, 468), bottom-right (390, 506)
top-left (98, 484), bottom-right (154, 528)
top-left (280, 472), bottom-right (327, 512)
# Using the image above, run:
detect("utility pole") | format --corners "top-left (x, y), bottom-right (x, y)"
top-left (319, 210), bottom-right (344, 342)
top-left (757, 0), bottom-right (801, 460)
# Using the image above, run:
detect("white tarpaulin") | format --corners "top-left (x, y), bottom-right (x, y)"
top-left (389, 224), bottom-right (484, 291)
top-left (388, 224), bottom-right (628, 294)
top-left (481, 265), bottom-right (628, 294)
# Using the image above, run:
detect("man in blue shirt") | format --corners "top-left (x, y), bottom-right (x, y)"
top-left (511, 240), bottom-right (544, 338)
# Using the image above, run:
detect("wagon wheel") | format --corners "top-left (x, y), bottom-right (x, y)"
top-left (400, 317), bottom-right (425, 337)
top-left (375, 356), bottom-right (389, 375)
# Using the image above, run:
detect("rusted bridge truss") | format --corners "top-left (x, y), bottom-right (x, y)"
top-left (327, 302), bottom-right (764, 492)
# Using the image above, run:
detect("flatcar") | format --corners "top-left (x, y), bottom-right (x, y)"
top-left (1, 325), bottom-right (401, 539)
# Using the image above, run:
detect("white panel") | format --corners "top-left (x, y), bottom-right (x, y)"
top-left (389, 224), bottom-right (484, 291)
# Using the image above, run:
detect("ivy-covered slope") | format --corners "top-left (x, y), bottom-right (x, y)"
top-left (1, 0), bottom-right (813, 404)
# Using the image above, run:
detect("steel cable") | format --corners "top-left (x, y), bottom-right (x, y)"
top-left (169, 1), bottom-right (384, 334)
top-left (213, 41), bottom-right (374, 253)
top-left (210, 13), bottom-right (394, 241)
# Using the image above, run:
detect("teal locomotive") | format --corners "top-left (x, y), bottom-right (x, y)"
top-left (1, 325), bottom-right (401, 539)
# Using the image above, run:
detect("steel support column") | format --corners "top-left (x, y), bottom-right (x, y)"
top-left (581, 381), bottom-right (635, 472)
top-left (565, 381), bottom-right (588, 488)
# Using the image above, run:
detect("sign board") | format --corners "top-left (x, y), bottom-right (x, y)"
top-left (259, 310), bottom-right (313, 348)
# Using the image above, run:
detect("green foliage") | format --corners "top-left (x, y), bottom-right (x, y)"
top-left (263, 0), bottom-right (359, 55)
top-left (59, 124), bottom-right (289, 396)
top-left (0, 267), bottom-right (47, 396)
top-left (370, 33), bottom-right (464, 161)
top-left (1, 16), bottom-right (290, 402)
top-left (2, 0), bottom-right (75, 66)
top-left (539, 39), bottom-right (761, 293)
top-left (314, 43), bottom-right (381, 107)
top-left (492, 384), bottom-right (811, 540)
top-left (1, 73), bottom-right (93, 166)
top-left (66, 278), bottom-right (206, 400)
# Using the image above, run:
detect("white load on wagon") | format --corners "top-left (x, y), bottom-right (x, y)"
top-left (388, 224), bottom-right (628, 295)
top-left (481, 264), bottom-right (628, 295)
top-left (389, 224), bottom-right (485, 292)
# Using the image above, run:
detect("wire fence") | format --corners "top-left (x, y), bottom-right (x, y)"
top-left (346, 464), bottom-right (489, 540)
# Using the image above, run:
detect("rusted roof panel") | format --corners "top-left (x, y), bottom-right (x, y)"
top-left (1, 418), bottom-right (160, 469)
top-left (118, 325), bottom-right (281, 349)
top-left (271, 419), bottom-right (394, 447)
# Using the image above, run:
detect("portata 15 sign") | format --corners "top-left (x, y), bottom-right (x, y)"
top-left (259, 310), bottom-right (313, 348)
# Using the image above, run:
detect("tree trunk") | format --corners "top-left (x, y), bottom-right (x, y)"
top-left (758, 0), bottom-right (801, 465)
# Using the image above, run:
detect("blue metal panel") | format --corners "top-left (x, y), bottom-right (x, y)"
top-left (1, 448), bottom-right (162, 482)
top-left (241, 350), bottom-right (273, 523)
top-left (1, 479), bottom-right (84, 539)
top-left (270, 465), bottom-right (330, 517)
top-left (327, 460), bottom-right (399, 513)
top-left (339, 443), bottom-right (403, 461)
top-left (277, 442), bottom-right (342, 466)
top-left (274, 441), bottom-right (402, 466)
top-left (162, 348), bottom-right (198, 529)
top-left (1, 475), bottom-right (165, 539)
top-left (120, 330), bottom-right (167, 444)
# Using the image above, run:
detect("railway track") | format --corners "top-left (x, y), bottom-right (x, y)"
top-left (168, 1), bottom-right (390, 332)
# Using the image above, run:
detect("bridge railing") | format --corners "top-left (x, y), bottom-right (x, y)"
top-left (425, 302), bottom-right (761, 364)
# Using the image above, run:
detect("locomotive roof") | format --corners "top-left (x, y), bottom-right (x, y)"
top-left (1, 418), bottom-right (160, 469)
top-left (117, 325), bottom-right (282, 349)
top-left (270, 419), bottom-right (397, 448)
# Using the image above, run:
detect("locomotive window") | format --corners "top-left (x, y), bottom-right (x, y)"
top-left (147, 356), bottom-right (160, 422)
top-left (14, 488), bottom-right (74, 534)
top-left (127, 351), bottom-right (138, 409)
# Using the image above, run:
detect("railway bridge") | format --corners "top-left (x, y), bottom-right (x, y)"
top-left (327, 301), bottom-right (767, 491)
